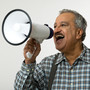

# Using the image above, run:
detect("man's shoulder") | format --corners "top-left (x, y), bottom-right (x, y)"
top-left (84, 44), bottom-right (90, 53)
top-left (40, 53), bottom-right (61, 64)
top-left (82, 44), bottom-right (90, 63)
top-left (44, 53), bottom-right (61, 60)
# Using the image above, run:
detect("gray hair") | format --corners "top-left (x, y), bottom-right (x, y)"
top-left (59, 9), bottom-right (87, 41)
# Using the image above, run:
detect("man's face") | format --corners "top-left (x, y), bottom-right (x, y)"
top-left (53, 12), bottom-right (79, 53)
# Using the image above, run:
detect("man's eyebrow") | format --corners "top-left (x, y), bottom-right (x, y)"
top-left (54, 21), bottom-right (68, 25)
top-left (60, 21), bottom-right (68, 24)
top-left (54, 23), bottom-right (56, 26)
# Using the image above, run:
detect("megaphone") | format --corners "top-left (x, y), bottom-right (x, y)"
top-left (2, 9), bottom-right (53, 46)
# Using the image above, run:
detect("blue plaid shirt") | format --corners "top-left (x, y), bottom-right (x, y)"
top-left (14, 44), bottom-right (90, 90)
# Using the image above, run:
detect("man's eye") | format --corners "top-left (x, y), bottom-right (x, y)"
top-left (54, 25), bottom-right (56, 28)
top-left (61, 24), bottom-right (67, 26)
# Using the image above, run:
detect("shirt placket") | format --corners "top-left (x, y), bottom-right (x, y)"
top-left (65, 62), bottom-right (76, 90)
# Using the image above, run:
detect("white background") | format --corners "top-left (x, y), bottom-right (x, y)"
top-left (0, 0), bottom-right (90, 89)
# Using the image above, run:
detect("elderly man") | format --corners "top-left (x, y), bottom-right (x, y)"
top-left (14, 9), bottom-right (90, 90)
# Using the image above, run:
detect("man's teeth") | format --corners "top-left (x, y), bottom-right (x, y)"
top-left (56, 35), bottom-right (64, 38)
top-left (56, 35), bottom-right (64, 40)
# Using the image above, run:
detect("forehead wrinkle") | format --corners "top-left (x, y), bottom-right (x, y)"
top-left (54, 21), bottom-right (69, 26)
top-left (57, 13), bottom-right (75, 22)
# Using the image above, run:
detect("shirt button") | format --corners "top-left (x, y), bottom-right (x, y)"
top-left (27, 69), bottom-right (29, 72)
top-left (71, 83), bottom-right (73, 86)
top-left (71, 69), bottom-right (73, 72)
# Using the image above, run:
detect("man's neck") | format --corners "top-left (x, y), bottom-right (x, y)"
top-left (64, 43), bottom-right (83, 66)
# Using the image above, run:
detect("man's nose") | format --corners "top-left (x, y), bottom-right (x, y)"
top-left (54, 25), bottom-right (61, 33)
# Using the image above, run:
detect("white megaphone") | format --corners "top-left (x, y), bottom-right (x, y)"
top-left (2, 9), bottom-right (53, 45)
top-left (2, 9), bottom-right (53, 58)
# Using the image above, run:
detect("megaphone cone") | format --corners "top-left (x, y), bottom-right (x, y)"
top-left (2, 9), bottom-right (53, 45)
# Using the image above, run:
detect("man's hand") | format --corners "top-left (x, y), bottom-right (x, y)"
top-left (24, 38), bottom-right (41, 64)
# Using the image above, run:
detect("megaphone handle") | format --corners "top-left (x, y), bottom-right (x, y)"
top-left (26, 45), bottom-right (37, 59)
top-left (26, 52), bottom-right (33, 59)
top-left (26, 40), bottom-right (40, 59)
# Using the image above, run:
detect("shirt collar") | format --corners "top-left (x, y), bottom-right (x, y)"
top-left (55, 44), bottom-right (90, 65)
top-left (79, 44), bottom-right (90, 63)
top-left (55, 53), bottom-right (65, 65)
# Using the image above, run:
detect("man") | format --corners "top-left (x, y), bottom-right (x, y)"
top-left (14, 9), bottom-right (90, 90)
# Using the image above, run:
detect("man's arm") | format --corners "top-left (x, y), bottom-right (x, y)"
top-left (14, 61), bottom-right (36, 89)
top-left (14, 60), bottom-right (47, 90)
top-left (14, 38), bottom-right (42, 89)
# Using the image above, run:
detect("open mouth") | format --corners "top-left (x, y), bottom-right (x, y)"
top-left (55, 34), bottom-right (64, 41)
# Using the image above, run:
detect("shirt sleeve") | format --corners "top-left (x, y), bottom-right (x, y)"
top-left (14, 61), bottom-right (37, 89)
top-left (14, 60), bottom-right (47, 90)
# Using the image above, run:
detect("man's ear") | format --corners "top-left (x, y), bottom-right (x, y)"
top-left (76, 29), bottom-right (83, 40)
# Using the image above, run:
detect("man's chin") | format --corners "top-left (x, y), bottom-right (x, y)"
top-left (55, 45), bottom-right (65, 53)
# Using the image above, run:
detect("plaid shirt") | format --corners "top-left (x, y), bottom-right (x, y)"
top-left (14, 44), bottom-right (90, 90)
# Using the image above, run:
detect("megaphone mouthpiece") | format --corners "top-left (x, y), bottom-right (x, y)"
top-left (44, 24), bottom-right (54, 39)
